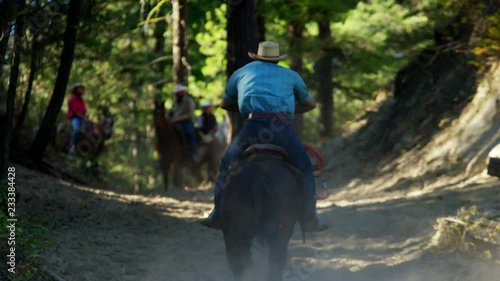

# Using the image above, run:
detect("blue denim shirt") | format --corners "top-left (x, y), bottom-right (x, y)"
top-left (223, 61), bottom-right (313, 118)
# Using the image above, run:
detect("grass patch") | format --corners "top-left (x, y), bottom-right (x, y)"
top-left (1, 181), bottom-right (55, 281)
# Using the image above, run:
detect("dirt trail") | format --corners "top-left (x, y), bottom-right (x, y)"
top-left (15, 165), bottom-right (499, 281)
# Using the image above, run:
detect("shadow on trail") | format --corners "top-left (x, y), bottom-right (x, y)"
top-left (20, 164), bottom-right (499, 281)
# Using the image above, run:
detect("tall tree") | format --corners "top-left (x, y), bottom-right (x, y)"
top-left (172, 0), bottom-right (188, 85)
top-left (226, 0), bottom-right (259, 141)
top-left (316, 16), bottom-right (334, 139)
top-left (14, 39), bottom-right (39, 143)
top-left (152, 8), bottom-right (167, 96)
top-left (0, 0), bottom-right (25, 179)
top-left (288, 20), bottom-right (305, 140)
top-left (29, 0), bottom-right (82, 163)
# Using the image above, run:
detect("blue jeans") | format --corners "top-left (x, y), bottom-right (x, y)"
top-left (70, 117), bottom-right (83, 147)
top-left (212, 117), bottom-right (316, 222)
top-left (179, 121), bottom-right (197, 159)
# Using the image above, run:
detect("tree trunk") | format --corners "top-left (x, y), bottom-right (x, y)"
top-left (0, 0), bottom-right (25, 179)
top-left (257, 12), bottom-right (266, 43)
top-left (29, 0), bottom-right (82, 163)
top-left (153, 11), bottom-right (167, 94)
top-left (172, 0), bottom-right (188, 85)
top-left (226, 0), bottom-right (259, 141)
top-left (130, 98), bottom-right (142, 192)
top-left (316, 18), bottom-right (334, 139)
top-left (13, 39), bottom-right (38, 143)
top-left (288, 21), bottom-right (305, 140)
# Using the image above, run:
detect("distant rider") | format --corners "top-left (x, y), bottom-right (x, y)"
top-left (67, 83), bottom-right (87, 153)
top-left (197, 100), bottom-right (218, 142)
top-left (169, 84), bottom-right (198, 161)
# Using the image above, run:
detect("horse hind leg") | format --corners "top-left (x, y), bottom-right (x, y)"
top-left (224, 236), bottom-right (252, 281)
top-left (172, 163), bottom-right (183, 189)
top-left (267, 237), bottom-right (290, 281)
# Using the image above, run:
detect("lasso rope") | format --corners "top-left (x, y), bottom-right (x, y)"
top-left (304, 144), bottom-right (329, 200)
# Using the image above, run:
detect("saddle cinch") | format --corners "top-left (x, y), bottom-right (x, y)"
top-left (242, 143), bottom-right (330, 200)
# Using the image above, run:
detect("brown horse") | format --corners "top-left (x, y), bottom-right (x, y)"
top-left (55, 108), bottom-right (114, 176)
top-left (154, 100), bottom-right (223, 190)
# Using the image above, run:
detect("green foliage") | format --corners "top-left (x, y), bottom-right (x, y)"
top-left (473, 13), bottom-right (500, 58)
top-left (331, 0), bottom-right (433, 96)
top-left (192, 3), bottom-right (227, 122)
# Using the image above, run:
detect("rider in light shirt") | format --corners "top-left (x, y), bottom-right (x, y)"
top-left (201, 41), bottom-right (328, 232)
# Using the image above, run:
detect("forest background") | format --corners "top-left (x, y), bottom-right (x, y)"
top-left (0, 0), bottom-right (498, 191)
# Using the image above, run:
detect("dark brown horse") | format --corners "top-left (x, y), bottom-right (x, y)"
top-left (154, 100), bottom-right (223, 190)
top-left (222, 148), bottom-right (305, 281)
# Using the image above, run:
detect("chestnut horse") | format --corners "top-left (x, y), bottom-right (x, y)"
top-left (154, 100), bottom-right (223, 190)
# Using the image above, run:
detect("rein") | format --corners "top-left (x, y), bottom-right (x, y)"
top-left (304, 144), bottom-right (329, 200)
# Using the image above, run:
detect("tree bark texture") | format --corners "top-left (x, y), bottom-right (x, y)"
top-left (172, 0), bottom-right (188, 85)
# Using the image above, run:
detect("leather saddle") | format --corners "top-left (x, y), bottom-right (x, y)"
top-left (243, 144), bottom-right (288, 160)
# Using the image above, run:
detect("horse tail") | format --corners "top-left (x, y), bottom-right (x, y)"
top-left (253, 184), bottom-right (265, 243)
top-left (253, 160), bottom-right (306, 244)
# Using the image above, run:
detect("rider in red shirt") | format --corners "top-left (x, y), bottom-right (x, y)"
top-left (68, 83), bottom-right (87, 153)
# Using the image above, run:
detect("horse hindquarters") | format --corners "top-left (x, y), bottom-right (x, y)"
top-left (223, 234), bottom-right (252, 281)
top-left (263, 187), bottom-right (299, 281)
top-left (222, 158), bottom-right (301, 281)
top-left (222, 168), bottom-right (258, 280)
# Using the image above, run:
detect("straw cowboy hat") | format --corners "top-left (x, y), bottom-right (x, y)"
top-left (70, 82), bottom-right (85, 92)
top-left (173, 84), bottom-right (188, 94)
top-left (201, 100), bottom-right (212, 107)
top-left (248, 41), bottom-right (287, 62)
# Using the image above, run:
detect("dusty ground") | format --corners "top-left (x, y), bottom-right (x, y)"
top-left (13, 162), bottom-right (499, 281)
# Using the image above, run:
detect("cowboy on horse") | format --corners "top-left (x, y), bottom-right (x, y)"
top-left (201, 41), bottom-right (328, 232)
top-left (67, 83), bottom-right (87, 154)
top-left (168, 84), bottom-right (198, 162)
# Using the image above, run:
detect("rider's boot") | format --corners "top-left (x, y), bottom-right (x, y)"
top-left (200, 176), bottom-right (223, 230)
top-left (303, 171), bottom-right (329, 232)
top-left (200, 209), bottom-right (221, 230)
top-left (305, 213), bottom-right (329, 232)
